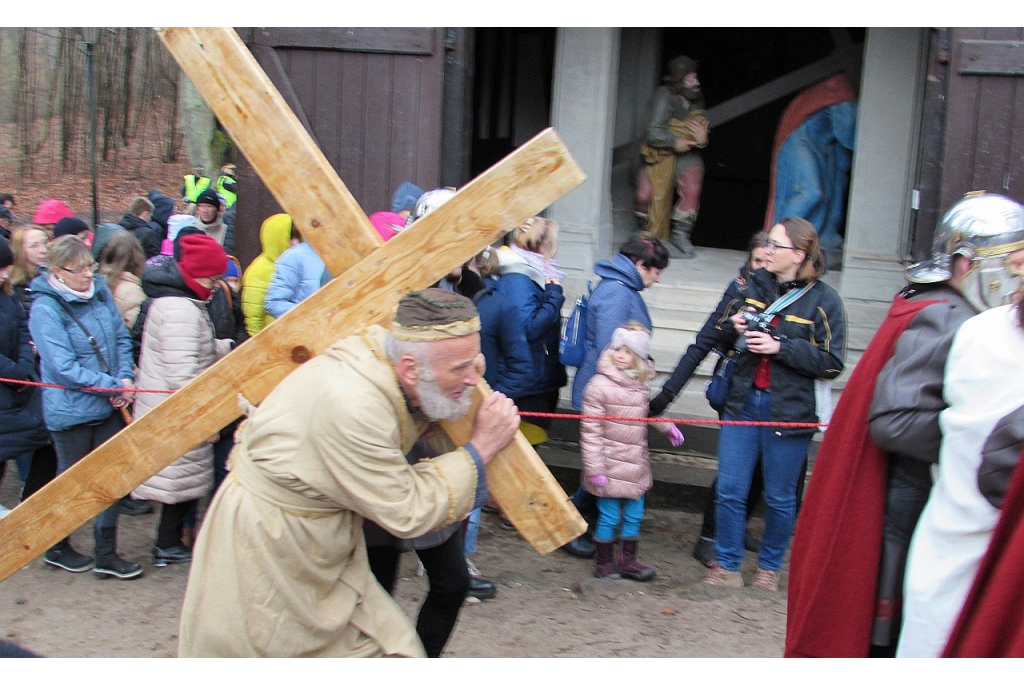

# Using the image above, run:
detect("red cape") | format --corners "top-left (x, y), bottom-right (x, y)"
top-left (763, 73), bottom-right (857, 229)
top-left (785, 294), bottom-right (937, 658)
top-left (943, 444), bottom-right (1024, 657)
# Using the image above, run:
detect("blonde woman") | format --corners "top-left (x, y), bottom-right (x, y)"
top-left (492, 216), bottom-right (566, 430)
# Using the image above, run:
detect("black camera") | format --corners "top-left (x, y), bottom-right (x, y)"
top-left (735, 310), bottom-right (778, 351)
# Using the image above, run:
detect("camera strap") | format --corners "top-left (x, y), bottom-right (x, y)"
top-left (763, 282), bottom-right (814, 317)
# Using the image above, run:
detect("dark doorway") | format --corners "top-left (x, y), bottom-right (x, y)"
top-left (471, 28), bottom-right (557, 177)
top-left (659, 28), bottom-right (865, 251)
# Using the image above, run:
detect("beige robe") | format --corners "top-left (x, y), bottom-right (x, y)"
top-left (178, 325), bottom-right (481, 657)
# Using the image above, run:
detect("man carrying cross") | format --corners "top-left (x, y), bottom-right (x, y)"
top-left (178, 288), bottom-right (520, 657)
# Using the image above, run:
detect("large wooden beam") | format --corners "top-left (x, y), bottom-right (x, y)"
top-left (0, 126), bottom-right (587, 581)
top-left (705, 47), bottom-right (862, 128)
top-left (155, 27), bottom-right (586, 552)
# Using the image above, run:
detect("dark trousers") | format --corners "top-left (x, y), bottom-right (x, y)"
top-left (21, 445), bottom-right (57, 502)
top-left (871, 462), bottom-right (932, 655)
top-left (366, 530), bottom-right (470, 658)
top-left (50, 413), bottom-right (126, 534)
top-left (156, 500), bottom-right (198, 549)
top-left (1, 445), bottom-right (57, 502)
top-left (513, 391), bottom-right (559, 431)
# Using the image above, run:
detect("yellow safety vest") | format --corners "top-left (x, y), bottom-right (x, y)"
top-left (183, 175), bottom-right (211, 202)
top-left (216, 175), bottom-right (237, 208)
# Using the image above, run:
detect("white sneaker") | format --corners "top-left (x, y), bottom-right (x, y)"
top-left (0, 504), bottom-right (11, 519)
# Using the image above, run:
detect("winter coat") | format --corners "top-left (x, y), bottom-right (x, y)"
top-left (118, 213), bottom-right (162, 260)
top-left (0, 290), bottom-right (49, 461)
top-left (241, 214), bottom-right (292, 335)
top-left (131, 272), bottom-right (231, 504)
top-left (491, 252), bottom-right (566, 397)
top-left (473, 280), bottom-right (533, 399)
top-left (28, 270), bottom-right (135, 432)
top-left (580, 352), bottom-right (672, 500)
top-left (208, 279), bottom-right (248, 347)
top-left (571, 253), bottom-right (653, 410)
top-left (264, 241), bottom-right (326, 319)
top-left (869, 284), bottom-right (976, 484)
top-left (717, 267), bottom-right (846, 436)
top-left (655, 263), bottom-right (749, 408)
top-left (90, 223), bottom-right (126, 260)
top-left (197, 214), bottom-right (234, 256)
top-left (111, 272), bottom-right (146, 331)
top-left (133, 261), bottom-right (242, 361)
top-left (148, 189), bottom-right (176, 236)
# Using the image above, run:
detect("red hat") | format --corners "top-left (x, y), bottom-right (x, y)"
top-left (176, 234), bottom-right (228, 279)
top-left (33, 199), bottom-right (75, 225)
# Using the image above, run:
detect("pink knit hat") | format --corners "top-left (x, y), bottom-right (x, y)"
top-left (609, 327), bottom-right (650, 359)
top-left (32, 199), bottom-right (75, 225)
top-left (368, 211), bottom-right (403, 242)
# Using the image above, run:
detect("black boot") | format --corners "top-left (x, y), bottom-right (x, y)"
top-left (618, 538), bottom-right (656, 582)
top-left (670, 215), bottom-right (696, 259)
top-left (93, 527), bottom-right (143, 580)
top-left (152, 545), bottom-right (192, 568)
top-left (44, 538), bottom-right (94, 573)
top-left (593, 542), bottom-right (621, 579)
top-left (562, 534), bottom-right (596, 559)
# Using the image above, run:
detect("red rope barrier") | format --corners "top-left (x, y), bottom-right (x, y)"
top-left (0, 377), bottom-right (175, 394)
top-left (519, 410), bottom-right (827, 429)
top-left (0, 377), bottom-right (827, 428)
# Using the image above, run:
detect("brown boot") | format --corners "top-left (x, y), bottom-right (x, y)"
top-left (593, 542), bottom-right (621, 579)
top-left (617, 538), bottom-right (656, 582)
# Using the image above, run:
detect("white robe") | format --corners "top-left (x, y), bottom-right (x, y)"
top-left (897, 305), bottom-right (1024, 657)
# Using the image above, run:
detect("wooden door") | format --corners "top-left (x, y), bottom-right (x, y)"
top-left (232, 27), bottom-right (447, 267)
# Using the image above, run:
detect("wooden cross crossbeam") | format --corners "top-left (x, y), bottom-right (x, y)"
top-left (0, 28), bottom-right (587, 582)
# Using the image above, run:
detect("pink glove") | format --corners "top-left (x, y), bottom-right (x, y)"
top-left (667, 425), bottom-right (684, 447)
top-left (587, 474), bottom-right (609, 488)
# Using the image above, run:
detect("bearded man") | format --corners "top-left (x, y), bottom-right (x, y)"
top-left (635, 55), bottom-right (710, 258)
top-left (178, 288), bottom-right (520, 657)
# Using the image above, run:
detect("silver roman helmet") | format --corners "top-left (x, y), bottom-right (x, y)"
top-left (906, 191), bottom-right (1024, 311)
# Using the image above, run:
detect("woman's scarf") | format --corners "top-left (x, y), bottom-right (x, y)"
top-left (47, 272), bottom-right (95, 301)
top-left (508, 245), bottom-right (566, 283)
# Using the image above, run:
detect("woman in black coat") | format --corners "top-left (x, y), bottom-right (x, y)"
top-left (0, 239), bottom-right (53, 506)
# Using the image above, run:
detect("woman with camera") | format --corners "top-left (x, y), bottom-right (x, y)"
top-left (703, 217), bottom-right (846, 590)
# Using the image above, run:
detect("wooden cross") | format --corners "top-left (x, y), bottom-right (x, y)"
top-left (0, 27), bottom-right (587, 582)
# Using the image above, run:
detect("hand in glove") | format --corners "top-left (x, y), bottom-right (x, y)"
top-left (648, 391), bottom-right (673, 417)
top-left (666, 425), bottom-right (684, 447)
top-left (587, 474), bottom-right (609, 488)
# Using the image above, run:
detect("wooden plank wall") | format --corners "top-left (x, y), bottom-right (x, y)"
top-left (232, 28), bottom-right (446, 268)
top-left (941, 28), bottom-right (1024, 209)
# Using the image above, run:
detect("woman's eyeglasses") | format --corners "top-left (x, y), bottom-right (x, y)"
top-left (62, 262), bottom-right (99, 275)
top-left (762, 240), bottom-right (800, 255)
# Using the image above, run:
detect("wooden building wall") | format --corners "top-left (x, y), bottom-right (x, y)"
top-left (941, 28), bottom-right (1024, 209)
top-left (232, 27), bottom-right (447, 268)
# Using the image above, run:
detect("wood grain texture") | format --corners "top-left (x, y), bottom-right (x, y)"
top-left (0, 126), bottom-right (587, 580)
top-left (156, 27), bottom-right (381, 276)
top-left (442, 385), bottom-right (586, 555)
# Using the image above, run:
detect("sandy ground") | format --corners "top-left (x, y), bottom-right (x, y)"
top-left (0, 463), bottom-right (786, 659)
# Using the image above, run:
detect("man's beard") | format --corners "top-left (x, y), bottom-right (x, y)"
top-left (679, 85), bottom-right (701, 102)
top-left (417, 373), bottom-right (474, 421)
